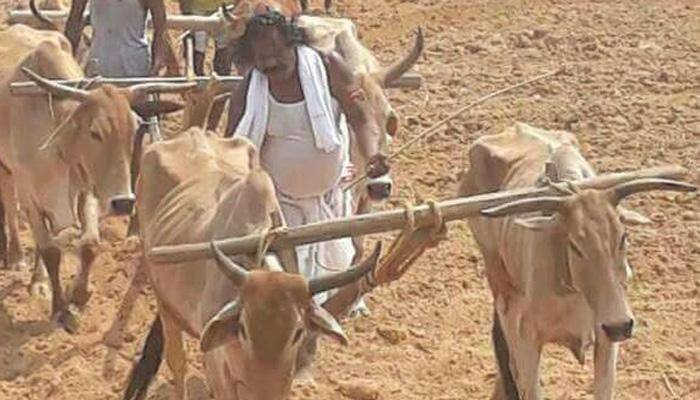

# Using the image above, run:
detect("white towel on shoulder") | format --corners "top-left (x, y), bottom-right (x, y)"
top-left (232, 45), bottom-right (341, 153)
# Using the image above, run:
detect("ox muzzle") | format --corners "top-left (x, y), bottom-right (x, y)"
top-left (365, 174), bottom-right (393, 201)
top-left (110, 194), bottom-right (136, 216)
top-left (601, 319), bottom-right (634, 342)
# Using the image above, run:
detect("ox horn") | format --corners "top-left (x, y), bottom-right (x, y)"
top-left (211, 241), bottom-right (250, 287)
top-left (308, 243), bottom-right (382, 295)
top-left (376, 27), bottom-right (424, 87)
top-left (611, 178), bottom-right (696, 205)
top-left (481, 196), bottom-right (567, 218)
top-left (30, 0), bottom-right (59, 30)
top-left (221, 4), bottom-right (236, 22)
top-left (127, 82), bottom-right (198, 104)
top-left (21, 67), bottom-right (90, 102)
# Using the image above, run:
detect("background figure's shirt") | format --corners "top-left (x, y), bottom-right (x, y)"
top-left (89, 0), bottom-right (150, 78)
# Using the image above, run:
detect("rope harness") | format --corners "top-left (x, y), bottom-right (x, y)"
top-left (370, 199), bottom-right (447, 288)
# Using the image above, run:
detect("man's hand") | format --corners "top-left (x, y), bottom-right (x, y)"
top-left (149, 37), bottom-right (165, 76)
top-left (65, 0), bottom-right (89, 55)
top-left (366, 153), bottom-right (390, 178)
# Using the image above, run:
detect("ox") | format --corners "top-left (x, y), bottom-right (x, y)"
top-left (298, 15), bottom-right (424, 204)
top-left (0, 24), bottom-right (192, 332)
top-left (458, 123), bottom-right (695, 400)
top-left (124, 129), bottom-right (385, 400)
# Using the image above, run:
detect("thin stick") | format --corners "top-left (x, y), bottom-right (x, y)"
top-left (661, 371), bottom-right (678, 399)
top-left (184, 35), bottom-right (195, 80)
top-left (345, 68), bottom-right (564, 191)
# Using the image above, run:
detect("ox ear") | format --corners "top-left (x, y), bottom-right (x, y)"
top-left (307, 302), bottom-right (348, 346)
top-left (617, 207), bottom-right (651, 226)
top-left (201, 300), bottom-right (243, 353)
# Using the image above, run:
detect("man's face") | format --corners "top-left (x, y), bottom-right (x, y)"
top-left (250, 27), bottom-right (297, 81)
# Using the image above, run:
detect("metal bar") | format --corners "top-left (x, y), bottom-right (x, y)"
top-left (148, 165), bottom-right (689, 264)
top-left (7, 10), bottom-right (223, 32)
top-left (10, 72), bottom-right (422, 96)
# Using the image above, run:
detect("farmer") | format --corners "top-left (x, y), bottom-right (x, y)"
top-left (224, 3), bottom-right (388, 308)
top-left (176, 0), bottom-right (235, 77)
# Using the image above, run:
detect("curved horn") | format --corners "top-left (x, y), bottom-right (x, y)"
top-left (481, 196), bottom-right (567, 218)
top-left (21, 67), bottom-right (89, 101)
top-left (377, 27), bottom-right (424, 87)
top-left (127, 81), bottom-right (198, 104)
top-left (308, 243), bottom-right (382, 295)
top-left (211, 241), bottom-right (249, 287)
top-left (30, 0), bottom-right (59, 30)
top-left (221, 4), bottom-right (235, 22)
top-left (610, 178), bottom-right (696, 205)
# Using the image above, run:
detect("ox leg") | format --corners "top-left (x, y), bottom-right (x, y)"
top-left (161, 311), bottom-right (188, 399)
top-left (0, 197), bottom-right (7, 267)
top-left (492, 310), bottom-right (520, 400)
top-left (0, 169), bottom-right (24, 269)
top-left (30, 248), bottom-right (50, 300)
top-left (26, 206), bottom-right (78, 332)
top-left (68, 193), bottom-right (99, 306)
top-left (497, 306), bottom-right (542, 400)
top-left (593, 335), bottom-right (618, 400)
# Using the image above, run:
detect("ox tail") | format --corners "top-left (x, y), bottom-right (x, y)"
top-left (123, 316), bottom-right (164, 400)
top-left (492, 309), bottom-right (521, 400)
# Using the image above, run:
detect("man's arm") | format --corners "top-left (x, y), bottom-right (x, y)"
top-left (143, 0), bottom-right (168, 76)
top-left (65, 0), bottom-right (88, 55)
top-left (326, 52), bottom-right (388, 177)
top-left (224, 72), bottom-right (251, 138)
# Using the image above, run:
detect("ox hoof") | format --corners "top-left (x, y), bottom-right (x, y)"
top-left (2, 259), bottom-right (26, 271)
top-left (11, 260), bottom-right (28, 271)
top-left (294, 367), bottom-right (316, 384)
top-left (66, 283), bottom-right (93, 307)
top-left (29, 281), bottom-right (51, 301)
top-left (53, 307), bottom-right (80, 334)
top-left (348, 301), bottom-right (371, 319)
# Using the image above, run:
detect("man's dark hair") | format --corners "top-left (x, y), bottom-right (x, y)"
top-left (232, 9), bottom-right (309, 67)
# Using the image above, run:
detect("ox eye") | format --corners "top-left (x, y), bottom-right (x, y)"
top-left (291, 328), bottom-right (304, 345)
top-left (89, 130), bottom-right (103, 142)
top-left (619, 233), bottom-right (628, 250)
top-left (568, 241), bottom-right (585, 259)
top-left (238, 323), bottom-right (247, 341)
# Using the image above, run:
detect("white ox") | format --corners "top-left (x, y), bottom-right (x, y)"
top-left (0, 24), bottom-right (191, 332)
top-left (298, 15), bottom-right (424, 204)
top-left (124, 129), bottom-right (385, 400)
top-left (458, 123), bottom-right (695, 400)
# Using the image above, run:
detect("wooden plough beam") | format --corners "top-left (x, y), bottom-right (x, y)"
top-left (9, 73), bottom-right (422, 96)
top-left (148, 165), bottom-right (690, 264)
top-left (7, 10), bottom-right (222, 32)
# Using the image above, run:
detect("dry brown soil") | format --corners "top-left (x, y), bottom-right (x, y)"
top-left (0, 0), bottom-right (698, 399)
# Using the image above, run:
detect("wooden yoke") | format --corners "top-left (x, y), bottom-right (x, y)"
top-left (149, 165), bottom-right (690, 264)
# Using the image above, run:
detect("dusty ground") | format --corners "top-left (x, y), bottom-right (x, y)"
top-left (0, 0), bottom-right (699, 399)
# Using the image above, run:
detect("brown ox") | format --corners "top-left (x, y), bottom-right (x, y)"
top-left (458, 123), bottom-right (695, 400)
top-left (124, 129), bottom-right (384, 400)
top-left (0, 24), bottom-right (192, 332)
